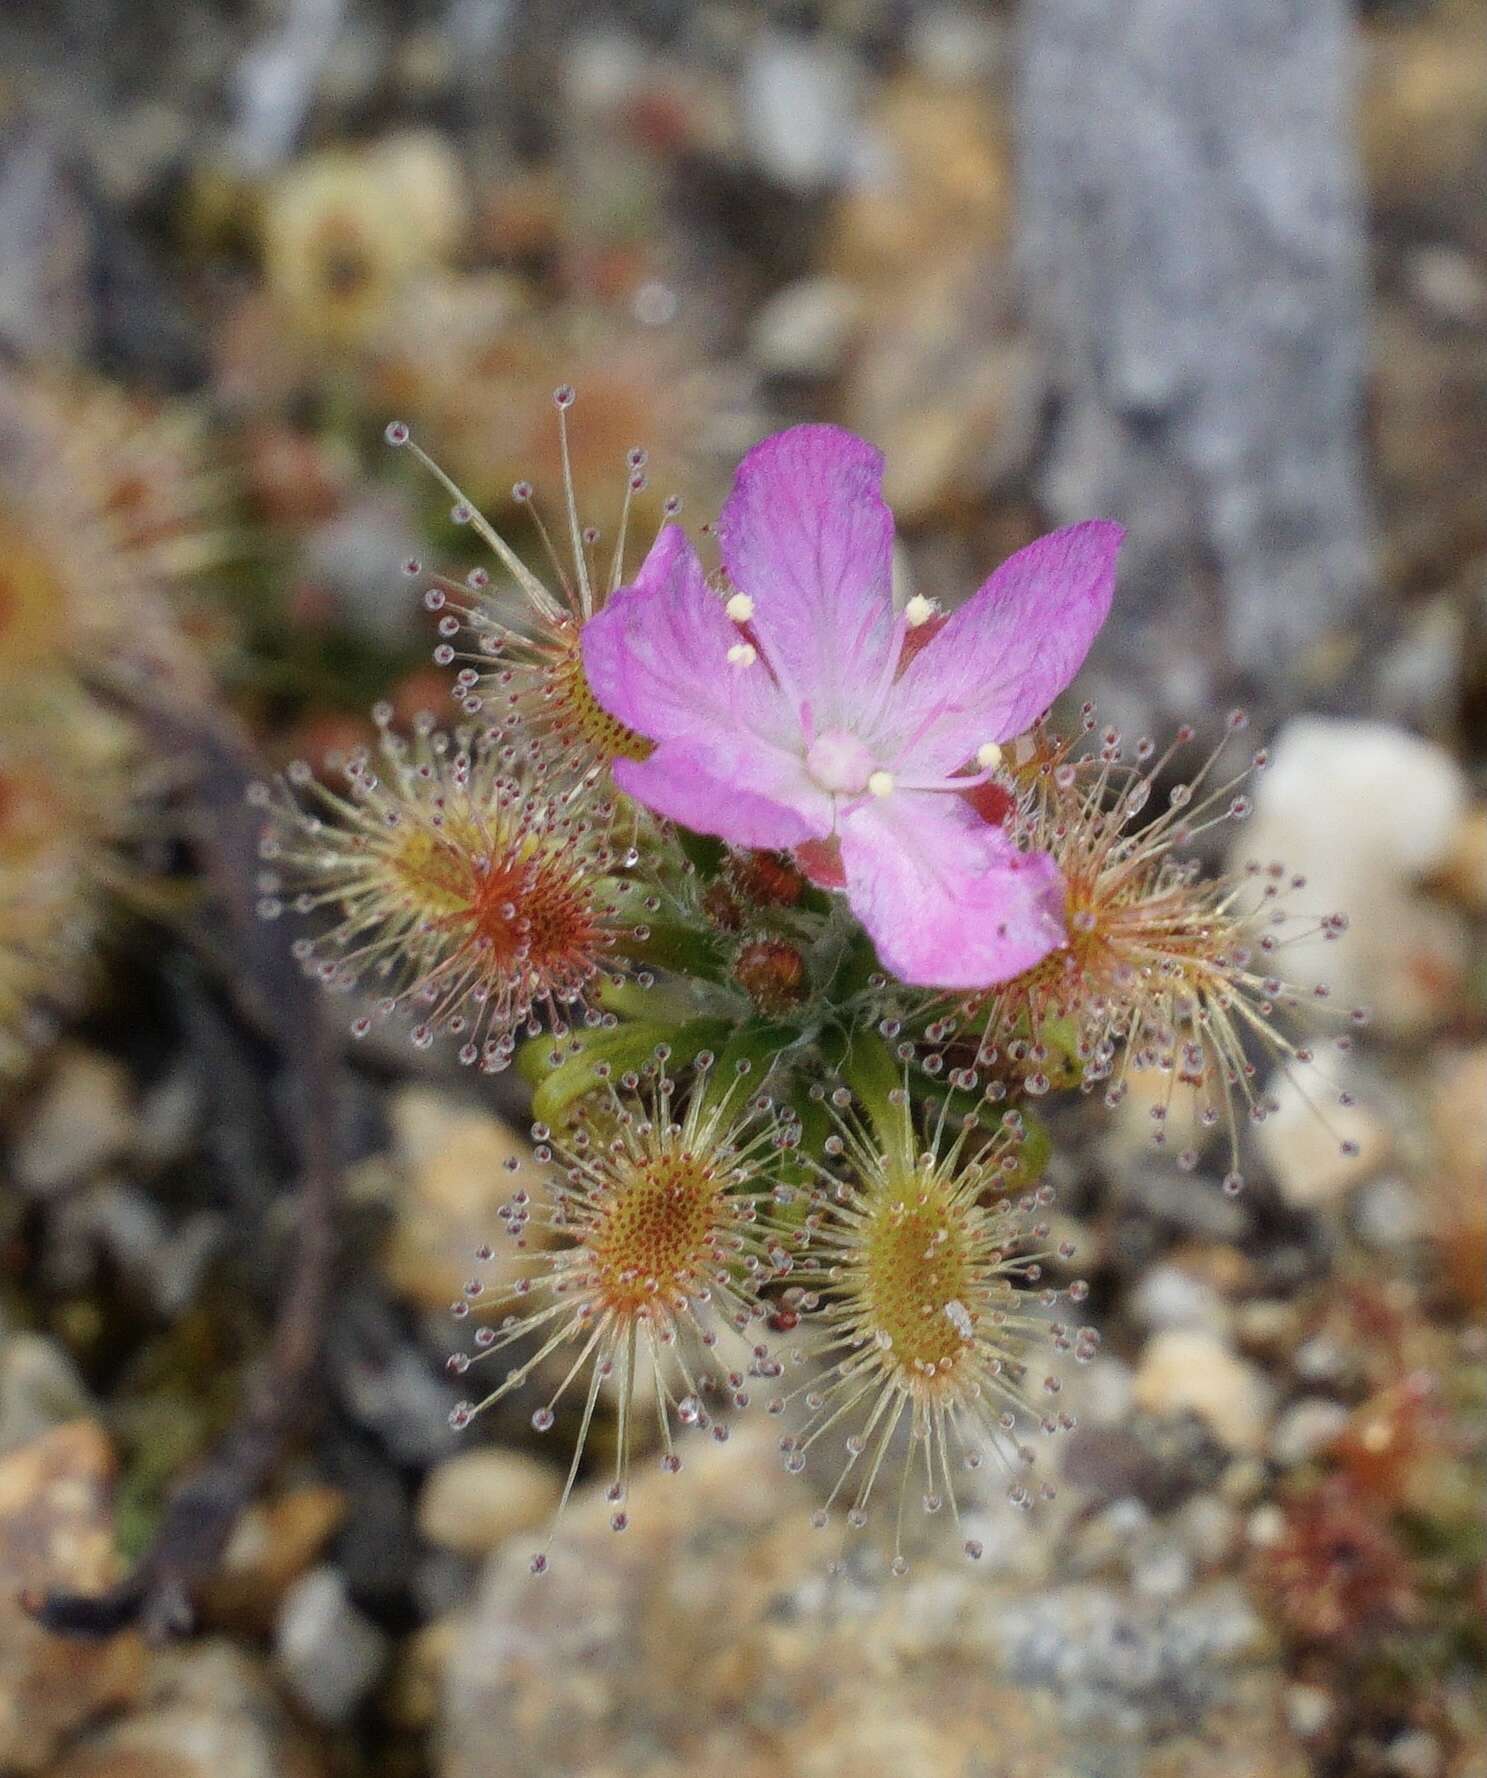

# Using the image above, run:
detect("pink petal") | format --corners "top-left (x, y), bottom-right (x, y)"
top-left (888, 521), bottom-right (1123, 776)
top-left (838, 794), bottom-right (1067, 989)
top-left (581, 524), bottom-right (794, 750)
top-left (613, 739), bottom-right (831, 852)
top-left (718, 426), bottom-right (898, 724)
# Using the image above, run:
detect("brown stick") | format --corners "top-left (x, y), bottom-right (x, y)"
top-left (24, 689), bottom-right (341, 1641)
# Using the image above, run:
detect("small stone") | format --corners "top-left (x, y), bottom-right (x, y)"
top-left (844, 254), bottom-right (1041, 522)
top-left (829, 71), bottom-right (1011, 290)
top-left (1118, 1163), bottom-right (1249, 1242)
top-left (261, 133), bottom-right (465, 347)
top-left (11, 1047), bottom-right (134, 1194)
top-left (443, 1426), bottom-right (1054, 1777)
top-left (1078, 1357), bottom-right (1135, 1427)
top-left (1292, 1333), bottom-right (1352, 1387)
top-left (46, 1639), bottom-right (316, 1778)
top-left (1234, 1299), bottom-right (1303, 1357)
top-left (303, 492), bottom-right (424, 640)
top-left (1218, 1459), bottom-right (1269, 1507)
top-left (1354, 1176), bottom-right (1427, 1249)
top-left (1371, 594), bottom-right (1467, 732)
top-left (383, 1615), bottom-right (463, 1731)
top-left (1384, 1728), bottom-right (1443, 1778)
top-left (1256, 1058), bottom-right (1390, 1208)
top-left (0, 1423), bottom-right (145, 1773)
top-left (1245, 1504), bottom-right (1287, 1549)
top-left (1131, 1539), bottom-right (1193, 1602)
top-left (740, 31), bottom-right (863, 193)
top-left (1285, 1682), bottom-right (1334, 1738)
top-left (375, 1086), bottom-right (547, 1311)
top-left (133, 1066), bottom-right (202, 1172)
top-left (1132, 1330), bottom-right (1274, 1454)
top-left (416, 1449), bottom-right (561, 1554)
top-left (1234, 718), bottom-right (1470, 1033)
top-left (44, 1181), bottom-right (224, 1315)
top-left (274, 1565), bottom-right (389, 1725)
top-left (1428, 1045), bottom-right (1487, 1305)
top-left (750, 276), bottom-right (864, 379)
top-left (0, 1333), bottom-right (92, 1457)
top-left (1362, 5), bottom-right (1487, 205)
top-left (907, 7), bottom-right (1008, 82)
top-left (1070, 1497), bottom-right (1152, 1574)
top-left (203, 1486), bottom-right (348, 1633)
top-left (1437, 803), bottom-right (1487, 910)
top-left (1173, 1494), bottom-right (1240, 1568)
top-left (1130, 1265), bottom-right (1231, 1336)
top-left (1269, 1397), bottom-right (1351, 1468)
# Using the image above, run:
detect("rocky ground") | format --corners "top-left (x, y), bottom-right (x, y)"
top-left (1, 4), bottom-right (1485, 1777)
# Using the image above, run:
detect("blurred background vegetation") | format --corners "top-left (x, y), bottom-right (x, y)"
top-left (0, 4), bottom-right (1483, 1778)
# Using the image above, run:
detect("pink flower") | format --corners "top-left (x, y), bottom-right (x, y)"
top-left (581, 425), bottom-right (1123, 989)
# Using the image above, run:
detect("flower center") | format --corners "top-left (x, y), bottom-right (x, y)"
top-left (858, 1186), bottom-right (979, 1381)
top-left (545, 622), bottom-right (654, 765)
top-left (588, 1154), bottom-right (726, 1314)
top-left (805, 729), bottom-right (877, 796)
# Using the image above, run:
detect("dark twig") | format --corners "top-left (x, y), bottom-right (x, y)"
top-left (24, 686), bottom-right (341, 1641)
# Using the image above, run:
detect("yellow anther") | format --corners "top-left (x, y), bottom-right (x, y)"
top-left (725, 592), bottom-right (755, 623)
top-left (727, 642), bottom-right (757, 668)
top-left (976, 741), bottom-right (1003, 771)
top-left (867, 770), bottom-right (895, 798)
top-left (904, 594), bottom-right (938, 628)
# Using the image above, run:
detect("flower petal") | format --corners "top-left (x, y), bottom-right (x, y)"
top-left (838, 793), bottom-right (1067, 989)
top-left (581, 524), bottom-right (794, 749)
top-left (614, 739), bottom-right (831, 851)
top-left (888, 521), bottom-right (1123, 775)
top-left (718, 425), bottom-right (898, 725)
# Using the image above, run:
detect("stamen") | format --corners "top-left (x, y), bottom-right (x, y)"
top-left (553, 386), bottom-right (595, 621)
top-left (725, 593), bottom-right (755, 624)
top-left (867, 771), bottom-right (895, 798)
top-left (977, 742), bottom-right (1003, 771)
top-left (904, 594), bottom-right (938, 627)
top-left (728, 643), bottom-right (758, 669)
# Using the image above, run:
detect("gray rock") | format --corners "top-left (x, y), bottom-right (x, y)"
top-left (11, 1049), bottom-right (134, 1196)
top-left (44, 1638), bottom-right (302, 1778)
top-left (741, 31), bottom-right (863, 193)
top-left (907, 7), bottom-right (1008, 82)
top-left (1385, 1729), bottom-right (1444, 1778)
top-left (1129, 1265), bottom-right (1231, 1337)
top-left (1173, 1494), bottom-right (1241, 1569)
top-left (275, 1565), bottom-right (388, 1725)
top-left (1406, 245), bottom-right (1487, 326)
top-left (995, 1580), bottom-right (1263, 1736)
top-left (44, 1181), bottom-right (225, 1314)
top-left (1269, 1397), bottom-right (1350, 1468)
top-left (133, 1067), bottom-right (203, 1173)
top-left (416, 1449), bottom-right (561, 1555)
top-left (1285, 1683), bottom-right (1334, 1738)
top-left (1019, 0), bottom-right (1374, 724)
top-left (1069, 1497), bottom-right (1151, 1575)
top-left (1131, 1539), bottom-right (1194, 1603)
top-left (1354, 1176), bottom-right (1428, 1249)
top-left (0, 1335), bottom-right (92, 1457)
top-left (750, 277), bottom-right (863, 379)
top-left (1234, 717), bottom-right (1469, 1033)
top-left (303, 492), bottom-right (423, 642)
top-left (1131, 1330), bottom-right (1274, 1454)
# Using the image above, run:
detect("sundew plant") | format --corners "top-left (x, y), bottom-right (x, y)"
top-left (255, 399), bottom-right (1362, 1574)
